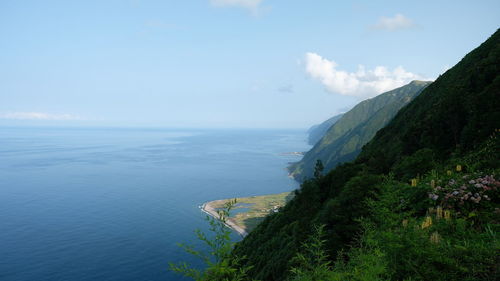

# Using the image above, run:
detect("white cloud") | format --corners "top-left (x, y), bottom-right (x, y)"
top-left (305, 52), bottom-right (425, 98)
top-left (371, 14), bottom-right (415, 31)
top-left (210, 0), bottom-right (263, 13)
top-left (0, 112), bottom-right (83, 121)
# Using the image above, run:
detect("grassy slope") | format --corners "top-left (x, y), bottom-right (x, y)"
top-left (290, 80), bottom-right (431, 181)
top-left (307, 114), bottom-right (343, 145)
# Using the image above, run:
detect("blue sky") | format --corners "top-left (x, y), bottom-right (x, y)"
top-left (1, 0), bottom-right (499, 128)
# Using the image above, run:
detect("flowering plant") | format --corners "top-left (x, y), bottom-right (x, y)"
top-left (426, 173), bottom-right (499, 222)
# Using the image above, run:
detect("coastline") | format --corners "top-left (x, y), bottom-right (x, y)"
top-left (200, 200), bottom-right (249, 237)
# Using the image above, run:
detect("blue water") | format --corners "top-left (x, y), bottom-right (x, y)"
top-left (0, 127), bottom-right (308, 281)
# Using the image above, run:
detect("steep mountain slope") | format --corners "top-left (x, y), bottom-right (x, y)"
top-left (307, 113), bottom-right (343, 145)
top-left (233, 30), bottom-right (500, 281)
top-left (289, 80), bottom-right (431, 181)
top-left (358, 30), bottom-right (500, 175)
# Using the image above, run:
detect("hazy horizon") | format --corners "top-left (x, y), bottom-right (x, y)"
top-left (2, 0), bottom-right (499, 128)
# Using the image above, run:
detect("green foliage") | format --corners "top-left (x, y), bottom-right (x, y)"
top-left (290, 80), bottom-right (431, 180)
top-left (460, 130), bottom-right (500, 172)
top-left (290, 168), bottom-right (499, 281)
top-left (393, 148), bottom-right (436, 180)
top-left (317, 172), bottom-right (383, 254)
top-left (169, 199), bottom-right (254, 281)
top-left (231, 30), bottom-right (500, 281)
top-left (346, 169), bottom-right (500, 281)
top-left (290, 223), bottom-right (391, 281)
top-left (233, 162), bottom-right (363, 281)
top-left (313, 160), bottom-right (324, 179)
top-left (359, 30), bottom-right (500, 173)
top-left (289, 225), bottom-right (336, 281)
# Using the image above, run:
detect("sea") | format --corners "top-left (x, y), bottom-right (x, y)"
top-left (0, 127), bottom-right (309, 281)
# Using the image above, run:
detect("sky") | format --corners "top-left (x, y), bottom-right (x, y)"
top-left (1, 0), bottom-right (499, 128)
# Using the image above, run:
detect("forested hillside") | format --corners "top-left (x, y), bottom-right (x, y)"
top-left (232, 29), bottom-right (500, 281)
top-left (289, 80), bottom-right (431, 181)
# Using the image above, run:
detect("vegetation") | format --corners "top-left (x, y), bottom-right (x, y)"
top-left (307, 114), bottom-right (343, 145)
top-left (173, 30), bottom-right (500, 280)
top-left (290, 80), bottom-right (431, 181)
top-left (233, 29), bottom-right (500, 280)
top-left (289, 165), bottom-right (499, 281)
top-left (206, 192), bottom-right (294, 233)
top-left (169, 200), bottom-right (254, 281)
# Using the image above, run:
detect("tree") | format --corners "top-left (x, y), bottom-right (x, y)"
top-left (169, 199), bottom-right (254, 281)
top-left (314, 160), bottom-right (324, 179)
top-left (290, 225), bottom-right (336, 281)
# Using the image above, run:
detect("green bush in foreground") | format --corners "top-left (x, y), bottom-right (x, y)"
top-left (289, 169), bottom-right (499, 281)
top-left (169, 199), bottom-right (254, 281)
top-left (172, 160), bottom-right (498, 281)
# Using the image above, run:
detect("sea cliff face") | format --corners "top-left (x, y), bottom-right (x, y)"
top-left (307, 113), bottom-right (343, 145)
top-left (289, 80), bottom-right (431, 181)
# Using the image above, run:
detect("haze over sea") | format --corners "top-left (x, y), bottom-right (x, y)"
top-left (0, 127), bottom-right (308, 281)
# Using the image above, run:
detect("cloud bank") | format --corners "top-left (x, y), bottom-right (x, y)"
top-left (371, 14), bottom-right (415, 31)
top-left (305, 52), bottom-right (424, 98)
top-left (210, 0), bottom-right (263, 13)
top-left (0, 112), bottom-right (83, 121)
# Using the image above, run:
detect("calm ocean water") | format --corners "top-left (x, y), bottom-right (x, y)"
top-left (0, 127), bottom-right (308, 281)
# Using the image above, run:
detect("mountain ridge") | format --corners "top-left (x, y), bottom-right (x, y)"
top-left (290, 80), bottom-right (432, 181)
top-left (307, 113), bottom-right (344, 145)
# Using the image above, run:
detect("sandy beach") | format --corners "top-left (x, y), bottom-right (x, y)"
top-left (201, 200), bottom-right (249, 237)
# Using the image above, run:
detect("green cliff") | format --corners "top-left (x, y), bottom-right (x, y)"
top-left (290, 80), bottom-right (431, 181)
top-left (307, 113), bottom-right (344, 145)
